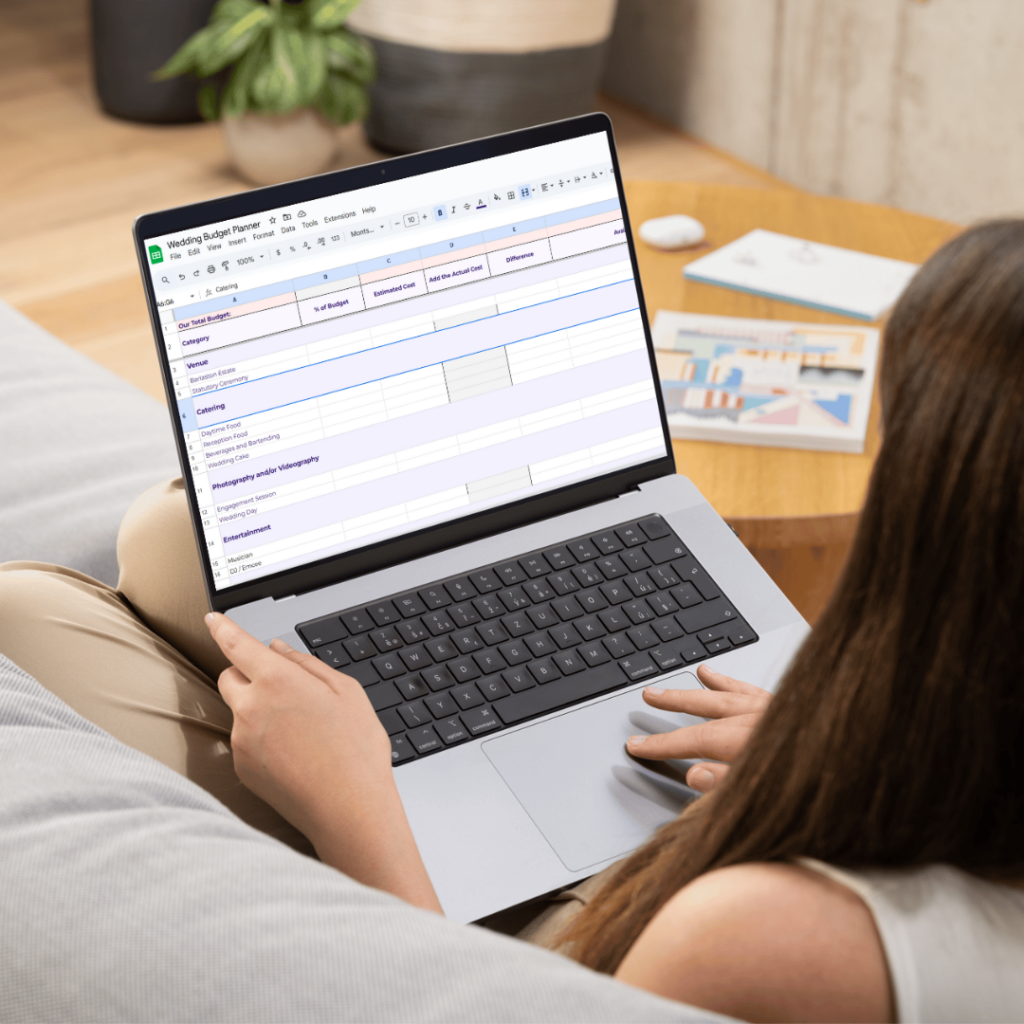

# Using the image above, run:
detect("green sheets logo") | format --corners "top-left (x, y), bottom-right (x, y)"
top-left (148, 244), bottom-right (164, 265)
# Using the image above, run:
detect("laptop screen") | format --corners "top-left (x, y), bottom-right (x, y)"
top-left (140, 120), bottom-right (670, 597)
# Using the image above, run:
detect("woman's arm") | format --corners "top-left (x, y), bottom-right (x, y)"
top-left (207, 612), bottom-right (442, 913)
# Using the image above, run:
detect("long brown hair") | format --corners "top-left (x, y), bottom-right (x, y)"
top-left (567, 220), bottom-right (1024, 973)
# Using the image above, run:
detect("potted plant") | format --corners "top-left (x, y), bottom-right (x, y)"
top-left (156, 0), bottom-right (374, 185)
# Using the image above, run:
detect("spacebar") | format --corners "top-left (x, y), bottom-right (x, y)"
top-left (492, 663), bottom-right (629, 725)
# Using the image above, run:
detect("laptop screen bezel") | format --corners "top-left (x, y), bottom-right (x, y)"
top-left (134, 112), bottom-right (677, 612)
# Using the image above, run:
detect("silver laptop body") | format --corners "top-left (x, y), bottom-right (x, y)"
top-left (135, 114), bottom-right (808, 923)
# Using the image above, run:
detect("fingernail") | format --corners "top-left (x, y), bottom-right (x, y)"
top-left (627, 734), bottom-right (645, 747)
top-left (204, 612), bottom-right (216, 627)
top-left (272, 638), bottom-right (294, 652)
top-left (688, 768), bottom-right (716, 792)
top-left (645, 686), bottom-right (664, 696)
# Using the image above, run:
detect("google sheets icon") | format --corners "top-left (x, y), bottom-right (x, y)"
top-left (148, 244), bottom-right (163, 265)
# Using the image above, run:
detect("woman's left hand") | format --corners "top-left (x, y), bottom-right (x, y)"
top-left (206, 612), bottom-right (441, 912)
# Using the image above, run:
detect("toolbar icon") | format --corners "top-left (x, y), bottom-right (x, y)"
top-left (433, 205), bottom-right (447, 222)
top-left (519, 185), bottom-right (531, 199)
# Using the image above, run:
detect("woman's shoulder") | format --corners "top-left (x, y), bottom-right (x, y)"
top-left (615, 861), bottom-right (892, 1023)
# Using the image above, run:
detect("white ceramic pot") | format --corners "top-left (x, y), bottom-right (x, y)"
top-left (222, 109), bottom-right (338, 186)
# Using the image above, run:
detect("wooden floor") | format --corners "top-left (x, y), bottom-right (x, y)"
top-left (0, 0), bottom-right (783, 401)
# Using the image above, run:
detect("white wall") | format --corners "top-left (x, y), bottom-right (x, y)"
top-left (602, 0), bottom-right (1024, 224)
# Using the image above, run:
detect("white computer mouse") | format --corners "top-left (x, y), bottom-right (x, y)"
top-left (638, 214), bottom-right (706, 250)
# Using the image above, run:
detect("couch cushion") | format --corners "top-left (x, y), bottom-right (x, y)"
top-left (0, 653), bottom-right (725, 1024)
top-left (0, 300), bottom-right (179, 585)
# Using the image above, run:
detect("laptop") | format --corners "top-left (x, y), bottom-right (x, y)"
top-left (134, 113), bottom-right (808, 923)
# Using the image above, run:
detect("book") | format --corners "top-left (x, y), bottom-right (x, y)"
top-left (653, 310), bottom-right (879, 453)
top-left (682, 228), bottom-right (918, 321)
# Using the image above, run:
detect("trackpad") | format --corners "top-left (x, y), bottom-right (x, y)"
top-left (482, 675), bottom-right (704, 872)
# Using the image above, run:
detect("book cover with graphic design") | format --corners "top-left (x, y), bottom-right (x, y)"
top-left (652, 311), bottom-right (879, 453)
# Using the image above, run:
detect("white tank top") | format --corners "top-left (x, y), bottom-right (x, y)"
top-left (799, 858), bottom-right (1024, 1023)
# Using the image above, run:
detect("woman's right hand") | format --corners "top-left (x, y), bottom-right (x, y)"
top-left (624, 663), bottom-right (771, 794)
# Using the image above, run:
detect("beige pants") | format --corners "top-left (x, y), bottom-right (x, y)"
top-left (0, 478), bottom-right (605, 945)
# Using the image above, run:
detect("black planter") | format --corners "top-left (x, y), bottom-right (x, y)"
top-left (90, 0), bottom-right (218, 123)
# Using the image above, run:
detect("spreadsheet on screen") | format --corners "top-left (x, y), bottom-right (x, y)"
top-left (146, 132), bottom-right (667, 591)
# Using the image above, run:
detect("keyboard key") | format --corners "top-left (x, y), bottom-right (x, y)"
top-left (603, 634), bottom-right (636, 659)
top-left (495, 561), bottom-right (525, 585)
top-left (434, 716), bottom-right (469, 745)
top-left (600, 580), bottom-right (631, 605)
top-left (445, 577), bottom-right (477, 603)
top-left (553, 650), bottom-right (586, 675)
top-left (645, 536), bottom-right (687, 564)
top-left (579, 642), bottom-right (611, 667)
top-left (728, 622), bottom-right (757, 646)
top-left (298, 615), bottom-right (346, 648)
top-left (398, 700), bottom-right (431, 728)
top-left (639, 516), bottom-right (671, 540)
top-left (421, 666), bottom-right (457, 691)
top-left (552, 596), bottom-right (584, 620)
top-left (592, 531), bottom-right (623, 554)
top-left (473, 649), bottom-right (507, 675)
top-left (568, 538), bottom-right (599, 561)
top-left (519, 555), bottom-right (549, 578)
top-left (478, 676), bottom-right (511, 700)
top-left (549, 624), bottom-right (583, 649)
top-left (423, 611), bottom-right (455, 635)
top-left (651, 647), bottom-right (683, 671)
top-left (671, 556), bottom-right (721, 600)
top-left (620, 654), bottom-right (659, 681)
top-left (425, 693), bottom-right (459, 718)
top-left (461, 706), bottom-right (502, 735)
top-left (419, 585), bottom-right (451, 609)
top-left (473, 594), bottom-right (505, 619)
top-left (341, 609), bottom-right (375, 634)
top-left (397, 619), bottom-right (430, 643)
top-left (394, 675), bottom-right (429, 700)
top-left (525, 631), bottom-right (556, 657)
top-left (499, 639), bottom-right (532, 665)
top-left (626, 573), bottom-right (657, 597)
top-left (409, 725), bottom-right (442, 754)
top-left (394, 592), bottom-right (427, 618)
top-left (576, 615), bottom-right (607, 640)
top-left (390, 734), bottom-right (416, 764)
top-left (345, 661), bottom-right (380, 687)
top-left (598, 606), bottom-right (631, 632)
top-left (572, 564), bottom-right (603, 588)
top-left (399, 645), bottom-right (431, 672)
top-left (696, 625), bottom-right (727, 643)
top-left (378, 708), bottom-right (404, 735)
top-left (676, 597), bottom-right (738, 633)
top-left (449, 656), bottom-right (481, 682)
top-left (343, 635), bottom-right (376, 661)
top-left (367, 601), bottom-right (400, 626)
top-left (527, 604), bottom-right (559, 629)
top-left (523, 579), bottom-right (554, 603)
top-left (449, 602), bottom-right (481, 627)
top-left (500, 611), bottom-right (532, 637)
top-left (452, 628), bottom-right (484, 653)
top-left (315, 644), bottom-right (350, 669)
top-left (494, 661), bottom-right (627, 725)
top-left (621, 548), bottom-right (652, 572)
top-left (596, 555), bottom-right (627, 579)
top-left (477, 621), bottom-right (510, 646)
top-left (470, 568), bottom-right (502, 593)
top-left (372, 653), bottom-right (405, 679)
top-left (499, 586), bottom-right (531, 611)
top-left (502, 668), bottom-right (536, 692)
top-left (652, 617), bottom-right (684, 642)
top-left (366, 681), bottom-right (402, 711)
top-left (578, 590), bottom-right (608, 614)
top-left (624, 600), bottom-right (656, 625)
top-left (615, 524), bottom-right (645, 547)
top-left (529, 658), bottom-right (561, 685)
top-left (547, 572), bottom-right (579, 595)
top-left (543, 546), bottom-right (575, 569)
top-left (647, 591), bottom-right (679, 617)
top-left (649, 565), bottom-right (681, 589)
top-left (424, 637), bottom-right (458, 661)
top-left (627, 624), bottom-right (659, 650)
top-left (670, 582), bottom-right (703, 609)
top-left (678, 638), bottom-right (709, 663)
top-left (451, 683), bottom-right (484, 709)
top-left (706, 637), bottom-right (731, 654)
top-left (370, 626), bottom-right (403, 652)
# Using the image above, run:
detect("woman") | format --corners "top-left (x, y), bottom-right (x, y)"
top-left (3, 221), bottom-right (1024, 1020)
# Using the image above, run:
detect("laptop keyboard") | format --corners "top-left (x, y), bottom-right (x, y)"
top-left (296, 515), bottom-right (758, 766)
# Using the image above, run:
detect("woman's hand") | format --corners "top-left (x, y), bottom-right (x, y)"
top-left (206, 612), bottom-right (442, 913)
top-left (624, 664), bottom-right (771, 794)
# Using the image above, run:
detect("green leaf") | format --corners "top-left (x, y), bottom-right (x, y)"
top-left (220, 38), bottom-right (265, 118)
top-left (194, 4), bottom-right (273, 77)
top-left (209, 0), bottom-right (264, 25)
top-left (152, 25), bottom-right (216, 80)
top-left (197, 83), bottom-right (220, 121)
top-left (315, 70), bottom-right (367, 124)
top-left (324, 30), bottom-right (375, 83)
top-left (251, 23), bottom-right (304, 113)
top-left (308, 0), bottom-right (363, 31)
top-left (302, 32), bottom-right (328, 104)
